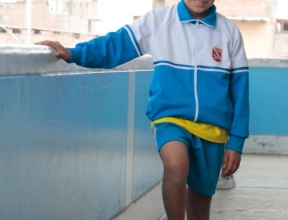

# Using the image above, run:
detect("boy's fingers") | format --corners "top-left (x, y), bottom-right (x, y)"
top-left (35, 41), bottom-right (70, 61)
top-left (35, 41), bottom-right (62, 51)
top-left (226, 162), bottom-right (237, 176)
top-left (222, 149), bottom-right (241, 175)
top-left (221, 153), bottom-right (229, 175)
top-left (35, 40), bottom-right (54, 46)
top-left (222, 157), bottom-right (233, 176)
top-left (55, 52), bottom-right (61, 58)
top-left (222, 152), bottom-right (228, 169)
top-left (223, 159), bottom-right (240, 176)
top-left (233, 160), bottom-right (240, 173)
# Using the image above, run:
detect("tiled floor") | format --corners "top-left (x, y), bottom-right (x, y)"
top-left (160, 154), bottom-right (288, 220)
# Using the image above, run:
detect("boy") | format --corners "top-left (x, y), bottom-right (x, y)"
top-left (36, 0), bottom-right (249, 219)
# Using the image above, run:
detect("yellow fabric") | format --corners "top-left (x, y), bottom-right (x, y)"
top-left (152, 117), bottom-right (228, 143)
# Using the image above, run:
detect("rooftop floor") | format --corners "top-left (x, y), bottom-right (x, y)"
top-left (160, 154), bottom-right (288, 220)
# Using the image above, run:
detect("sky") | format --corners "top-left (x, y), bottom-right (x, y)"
top-left (97, 0), bottom-right (152, 34)
top-left (276, 0), bottom-right (288, 19)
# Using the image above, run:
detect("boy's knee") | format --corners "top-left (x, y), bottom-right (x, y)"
top-left (163, 160), bottom-right (189, 183)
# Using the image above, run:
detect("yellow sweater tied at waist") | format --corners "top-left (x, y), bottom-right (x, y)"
top-left (151, 117), bottom-right (228, 144)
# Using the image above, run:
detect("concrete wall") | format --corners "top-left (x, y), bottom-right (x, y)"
top-left (0, 45), bottom-right (163, 220)
top-left (244, 59), bottom-right (288, 155)
top-left (274, 33), bottom-right (288, 57)
top-left (1, 45), bottom-right (288, 220)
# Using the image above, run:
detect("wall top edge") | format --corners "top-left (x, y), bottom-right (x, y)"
top-left (0, 44), bottom-right (287, 75)
top-left (248, 58), bottom-right (288, 67)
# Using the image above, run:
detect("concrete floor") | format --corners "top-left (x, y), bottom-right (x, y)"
top-left (160, 154), bottom-right (288, 220)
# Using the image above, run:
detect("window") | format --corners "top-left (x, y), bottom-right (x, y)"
top-left (34, 29), bottom-right (41, 34)
top-left (284, 23), bottom-right (288, 32)
top-left (12, 28), bottom-right (21, 34)
top-left (0, 27), bottom-right (6, 33)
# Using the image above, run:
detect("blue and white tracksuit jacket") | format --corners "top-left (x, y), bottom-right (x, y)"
top-left (67, 0), bottom-right (249, 153)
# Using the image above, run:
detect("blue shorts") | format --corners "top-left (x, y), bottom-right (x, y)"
top-left (154, 122), bottom-right (225, 195)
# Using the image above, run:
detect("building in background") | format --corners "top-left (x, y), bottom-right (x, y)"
top-left (0, 0), bottom-right (100, 46)
top-left (216, 0), bottom-right (277, 59)
top-left (0, 0), bottom-right (153, 46)
top-left (275, 0), bottom-right (288, 57)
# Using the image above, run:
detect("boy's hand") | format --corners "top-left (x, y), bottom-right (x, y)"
top-left (35, 41), bottom-right (71, 61)
top-left (221, 149), bottom-right (241, 176)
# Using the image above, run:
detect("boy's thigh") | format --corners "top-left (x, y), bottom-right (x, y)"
top-left (154, 122), bottom-right (191, 177)
top-left (154, 122), bottom-right (191, 153)
top-left (154, 122), bottom-right (225, 195)
top-left (187, 136), bottom-right (225, 195)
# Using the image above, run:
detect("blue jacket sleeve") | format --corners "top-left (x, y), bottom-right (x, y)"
top-left (66, 26), bottom-right (142, 69)
top-left (226, 28), bottom-right (249, 154)
top-left (227, 71), bottom-right (249, 153)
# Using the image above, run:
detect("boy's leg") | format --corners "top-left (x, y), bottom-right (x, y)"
top-left (185, 137), bottom-right (225, 220)
top-left (186, 187), bottom-right (212, 220)
top-left (160, 141), bottom-right (189, 220)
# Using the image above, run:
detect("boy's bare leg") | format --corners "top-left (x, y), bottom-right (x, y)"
top-left (160, 141), bottom-right (189, 220)
top-left (186, 187), bottom-right (212, 220)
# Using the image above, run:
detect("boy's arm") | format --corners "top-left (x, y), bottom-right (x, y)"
top-left (221, 28), bottom-right (249, 176)
top-left (36, 9), bottom-right (156, 69)
top-left (227, 69), bottom-right (249, 153)
top-left (37, 27), bottom-right (142, 69)
top-left (221, 149), bottom-right (241, 176)
top-left (66, 27), bottom-right (143, 68)
top-left (222, 29), bottom-right (249, 176)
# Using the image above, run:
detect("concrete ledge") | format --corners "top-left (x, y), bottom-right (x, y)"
top-left (0, 44), bottom-right (153, 75)
top-left (1, 44), bottom-right (288, 76)
top-left (244, 135), bottom-right (288, 155)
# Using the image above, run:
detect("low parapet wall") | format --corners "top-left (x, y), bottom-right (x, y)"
top-left (246, 58), bottom-right (288, 155)
top-left (0, 44), bottom-right (163, 220)
top-left (0, 44), bottom-right (288, 220)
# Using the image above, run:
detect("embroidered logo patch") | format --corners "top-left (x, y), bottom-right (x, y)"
top-left (212, 47), bottom-right (222, 62)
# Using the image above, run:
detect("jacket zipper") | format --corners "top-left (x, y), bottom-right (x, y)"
top-left (194, 19), bottom-right (199, 121)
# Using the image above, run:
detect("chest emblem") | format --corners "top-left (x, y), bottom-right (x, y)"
top-left (212, 47), bottom-right (222, 62)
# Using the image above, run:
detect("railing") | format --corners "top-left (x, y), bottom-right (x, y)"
top-left (0, 44), bottom-right (288, 220)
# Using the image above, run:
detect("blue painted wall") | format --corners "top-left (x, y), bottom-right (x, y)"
top-left (132, 71), bottom-right (163, 201)
top-left (0, 72), bottom-right (129, 220)
top-left (249, 67), bottom-right (288, 135)
top-left (1, 55), bottom-right (288, 220)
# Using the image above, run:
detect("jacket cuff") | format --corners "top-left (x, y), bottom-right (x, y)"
top-left (226, 135), bottom-right (246, 154)
top-left (66, 48), bottom-right (80, 64)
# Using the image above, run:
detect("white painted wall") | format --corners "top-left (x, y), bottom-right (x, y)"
top-left (234, 20), bottom-right (275, 58)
